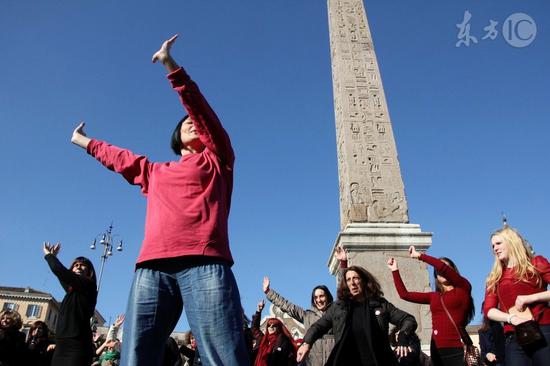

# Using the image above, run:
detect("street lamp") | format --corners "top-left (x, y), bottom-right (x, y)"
top-left (89, 223), bottom-right (123, 294)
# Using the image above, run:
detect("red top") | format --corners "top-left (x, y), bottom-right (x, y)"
top-left (483, 255), bottom-right (550, 333)
top-left (87, 67), bottom-right (235, 265)
top-left (392, 254), bottom-right (472, 348)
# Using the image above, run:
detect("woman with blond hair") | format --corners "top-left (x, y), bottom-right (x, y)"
top-left (483, 226), bottom-right (550, 365)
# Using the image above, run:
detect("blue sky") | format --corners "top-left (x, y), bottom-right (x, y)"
top-left (1, 0), bottom-right (549, 331)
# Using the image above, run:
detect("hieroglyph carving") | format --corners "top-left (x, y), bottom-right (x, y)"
top-left (328, 0), bottom-right (409, 228)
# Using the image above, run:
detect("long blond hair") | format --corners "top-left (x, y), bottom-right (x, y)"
top-left (485, 226), bottom-right (540, 293)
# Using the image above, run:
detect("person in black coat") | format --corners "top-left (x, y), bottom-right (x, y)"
top-left (297, 266), bottom-right (417, 366)
top-left (0, 309), bottom-right (26, 366)
top-left (43, 242), bottom-right (98, 366)
top-left (26, 320), bottom-right (54, 366)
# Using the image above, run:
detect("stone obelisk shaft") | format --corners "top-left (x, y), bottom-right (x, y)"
top-left (328, 0), bottom-right (409, 229)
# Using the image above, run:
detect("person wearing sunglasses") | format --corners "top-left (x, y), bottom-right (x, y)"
top-left (252, 300), bottom-right (297, 366)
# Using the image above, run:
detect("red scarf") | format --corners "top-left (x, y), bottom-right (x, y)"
top-left (255, 332), bottom-right (281, 366)
top-left (254, 318), bottom-right (297, 366)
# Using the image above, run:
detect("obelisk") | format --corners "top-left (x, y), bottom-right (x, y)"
top-left (326, 0), bottom-right (433, 344)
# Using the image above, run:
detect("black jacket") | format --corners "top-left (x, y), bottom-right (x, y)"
top-left (45, 254), bottom-right (97, 340)
top-left (304, 298), bottom-right (417, 366)
top-left (478, 321), bottom-right (505, 366)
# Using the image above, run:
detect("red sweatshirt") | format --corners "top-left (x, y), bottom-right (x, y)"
top-left (483, 255), bottom-right (550, 333)
top-left (87, 67), bottom-right (235, 265)
top-left (392, 254), bottom-right (472, 348)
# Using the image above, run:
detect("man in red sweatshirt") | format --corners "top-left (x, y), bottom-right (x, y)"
top-left (71, 35), bottom-right (249, 366)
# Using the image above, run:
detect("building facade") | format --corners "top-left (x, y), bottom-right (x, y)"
top-left (0, 285), bottom-right (105, 338)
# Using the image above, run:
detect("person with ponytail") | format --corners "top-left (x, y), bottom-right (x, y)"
top-left (252, 300), bottom-right (297, 366)
top-left (483, 226), bottom-right (550, 365)
top-left (387, 246), bottom-right (474, 366)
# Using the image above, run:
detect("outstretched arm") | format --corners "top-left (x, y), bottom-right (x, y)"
top-left (387, 257), bottom-right (431, 304)
top-left (72, 122), bottom-right (153, 193)
top-left (71, 122), bottom-right (92, 149)
top-left (301, 306), bottom-right (335, 360)
top-left (410, 246), bottom-right (472, 292)
top-left (263, 276), bottom-right (306, 322)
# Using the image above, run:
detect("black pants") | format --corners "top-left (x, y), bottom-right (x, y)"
top-left (430, 340), bottom-right (464, 366)
top-left (51, 338), bottom-right (94, 366)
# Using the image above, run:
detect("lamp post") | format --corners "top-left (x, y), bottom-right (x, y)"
top-left (90, 223), bottom-right (123, 294)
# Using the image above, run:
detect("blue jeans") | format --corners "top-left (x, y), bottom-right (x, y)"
top-left (120, 263), bottom-right (250, 366)
top-left (505, 324), bottom-right (550, 366)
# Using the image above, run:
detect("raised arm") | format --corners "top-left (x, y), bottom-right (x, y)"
top-left (43, 242), bottom-right (93, 293)
top-left (335, 245), bottom-right (348, 283)
top-left (410, 246), bottom-right (471, 292)
top-left (251, 300), bottom-right (265, 339)
top-left (263, 276), bottom-right (306, 322)
top-left (152, 34), bottom-right (180, 72)
top-left (387, 257), bottom-right (431, 304)
top-left (153, 35), bottom-right (234, 164)
top-left (107, 314), bottom-right (125, 341)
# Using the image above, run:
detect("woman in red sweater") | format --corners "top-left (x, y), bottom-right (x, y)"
top-left (483, 226), bottom-right (550, 366)
top-left (387, 246), bottom-right (474, 366)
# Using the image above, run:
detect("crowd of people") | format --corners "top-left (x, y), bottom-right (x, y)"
top-left (1, 36), bottom-right (549, 366)
top-left (1, 225), bottom-right (548, 366)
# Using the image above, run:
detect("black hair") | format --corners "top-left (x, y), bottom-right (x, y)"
top-left (434, 256), bottom-right (475, 325)
top-left (170, 115), bottom-right (189, 155)
top-left (310, 285), bottom-right (334, 308)
top-left (71, 256), bottom-right (97, 285)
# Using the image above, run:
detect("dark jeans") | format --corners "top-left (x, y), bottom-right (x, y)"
top-left (505, 324), bottom-right (550, 366)
top-left (430, 340), bottom-right (464, 366)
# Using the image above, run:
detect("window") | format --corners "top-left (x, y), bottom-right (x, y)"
top-left (26, 304), bottom-right (42, 318)
top-left (2, 302), bottom-right (18, 311)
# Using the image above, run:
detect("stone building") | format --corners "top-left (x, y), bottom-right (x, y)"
top-left (0, 285), bottom-right (105, 338)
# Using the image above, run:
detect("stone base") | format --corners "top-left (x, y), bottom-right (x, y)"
top-left (328, 223), bottom-right (433, 345)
